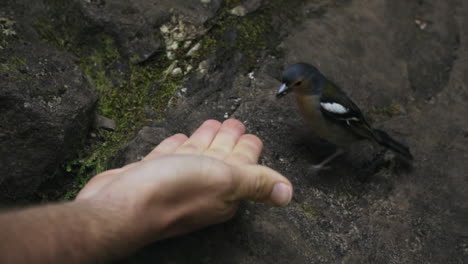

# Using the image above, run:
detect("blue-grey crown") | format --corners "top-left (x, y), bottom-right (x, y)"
top-left (282, 63), bottom-right (321, 85)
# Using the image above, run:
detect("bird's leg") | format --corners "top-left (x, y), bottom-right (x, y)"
top-left (310, 148), bottom-right (345, 171)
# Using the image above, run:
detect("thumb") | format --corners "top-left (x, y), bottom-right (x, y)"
top-left (229, 165), bottom-right (293, 207)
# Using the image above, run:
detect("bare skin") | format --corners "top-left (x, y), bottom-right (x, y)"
top-left (0, 119), bottom-right (293, 264)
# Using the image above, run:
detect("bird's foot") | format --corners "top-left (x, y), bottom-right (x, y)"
top-left (309, 164), bottom-right (331, 171)
top-left (308, 148), bottom-right (345, 173)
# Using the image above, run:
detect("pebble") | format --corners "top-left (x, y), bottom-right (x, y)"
top-left (230, 6), bottom-right (247, 17)
top-left (198, 60), bottom-right (209, 75)
top-left (167, 41), bottom-right (179, 51)
top-left (166, 51), bottom-right (175, 60)
top-left (95, 115), bottom-right (117, 131)
top-left (160, 25), bottom-right (169, 34)
top-left (414, 19), bottom-right (428, 30)
top-left (183, 41), bottom-right (192, 49)
top-left (171, 67), bottom-right (183, 76)
top-left (165, 61), bottom-right (178, 75)
top-left (186, 42), bottom-right (201, 57)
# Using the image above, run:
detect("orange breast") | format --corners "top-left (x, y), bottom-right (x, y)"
top-left (295, 94), bottom-right (322, 126)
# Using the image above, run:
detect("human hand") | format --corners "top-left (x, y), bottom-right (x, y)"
top-left (76, 119), bottom-right (292, 247)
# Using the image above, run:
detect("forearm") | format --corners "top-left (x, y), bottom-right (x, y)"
top-left (0, 200), bottom-right (144, 264)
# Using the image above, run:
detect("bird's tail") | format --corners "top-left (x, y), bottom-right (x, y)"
top-left (372, 129), bottom-right (413, 160)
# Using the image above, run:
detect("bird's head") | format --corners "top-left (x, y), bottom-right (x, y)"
top-left (276, 63), bottom-right (324, 98)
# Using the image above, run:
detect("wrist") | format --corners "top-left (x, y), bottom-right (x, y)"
top-left (75, 189), bottom-right (175, 248)
top-left (69, 199), bottom-right (147, 256)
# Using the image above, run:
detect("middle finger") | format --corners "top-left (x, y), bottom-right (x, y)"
top-left (175, 120), bottom-right (222, 154)
top-left (203, 119), bottom-right (246, 160)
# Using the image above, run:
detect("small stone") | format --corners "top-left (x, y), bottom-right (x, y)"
top-left (186, 65), bottom-right (193, 73)
top-left (173, 31), bottom-right (186, 41)
top-left (167, 41), bottom-right (179, 51)
top-left (181, 87), bottom-right (188, 93)
top-left (248, 72), bottom-right (255, 80)
top-left (414, 19), bottom-right (428, 30)
top-left (165, 61), bottom-right (178, 75)
top-left (160, 24), bottom-right (170, 34)
top-left (178, 21), bottom-right (186, 31)
top-left (224, 112), bottom-right (229, 119)
top-left (0, 17), bottom-right (17, 37)
top-left (171, 15), bottom-right (177, 24)
top-left (171, 67), bottom-right (183, 76)
top-left (198, 60), bottom-right (209, 75)
top-left (183, 41), bottom-right (192, 49)
top-left (186, 42), bottom-right (201, 57)
top-left (229, 6), bottom-right (248, 17)
top-left (2, 28), bottom-right (16, 36)
top-left (95, 114), bottom-right (117, 131)
top-left (166, 51), bottom-right (175, 60)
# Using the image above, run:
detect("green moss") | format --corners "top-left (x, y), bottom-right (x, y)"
top-left (60, 35), bottom-right (182, 200)
top-left (235, 13), bottom-right (272, 66)
top-left (301, 204), bottom-right (321, 219)
top-left (371, 104), bottom-right (403, 117)
top-left (193, 2), bottom-right (276, 70)
top-left (34, 18), bottom-right (183, 200)
top-left (194, 37), bottom-right (217, 60)
top-left (0, 56), bottom-right (26, 73)
top-left (129, 54), bottom-right (141, 64)
top-left (0, 16), bottom-right (18, 49)
top-left (79, 34), bottom-right (120, 95)
top-left (0, 56), bottom-right (33, 81)
top-left (0, 17), bottom-right (16, 35)
top-left (34, 18), bottom-right (76, 50)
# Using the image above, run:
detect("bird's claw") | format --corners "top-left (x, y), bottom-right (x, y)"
top-left (308, 148), bottom-right (345, 173)
top-left (309, 164), bottom-right (331, 172)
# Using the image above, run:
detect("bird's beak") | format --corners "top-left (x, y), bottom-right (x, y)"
top-left (276, 83), bottom-right (290, 98)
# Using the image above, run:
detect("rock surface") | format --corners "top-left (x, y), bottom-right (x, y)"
top-left (76, 0), bottom-right (223, 62)
top-left (112, 0), bottom-right (467, 263)
top-left (0, 1), bottom-right (97, 201)
top-left (111, 126), bottom-right (171, 167)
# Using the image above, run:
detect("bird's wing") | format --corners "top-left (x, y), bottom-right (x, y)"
top-left (319, 80), bottom-right (375, 140)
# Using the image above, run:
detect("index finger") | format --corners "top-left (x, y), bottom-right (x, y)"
top-left (143, 133), bottom-right (188, 161)
top-left (175, 120), bottom-right (222, 154)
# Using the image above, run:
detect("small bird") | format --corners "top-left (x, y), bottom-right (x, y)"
top-left (277, 63), bottom-right (413, 168)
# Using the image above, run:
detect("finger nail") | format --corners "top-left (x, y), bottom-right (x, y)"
top-left (270, 183), bottom-right (292, 207)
